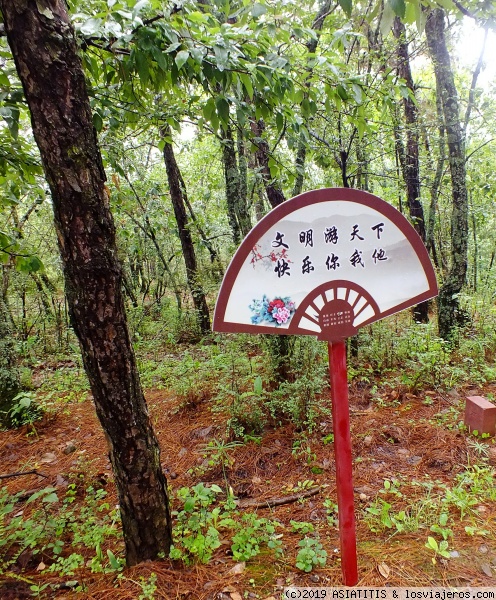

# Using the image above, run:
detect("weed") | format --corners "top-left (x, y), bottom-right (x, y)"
top-left (295, 537), bottom-right (327, 572)
top-left (290, 520), bottom-right (314, 535)
top-left (2, 391), bottom-right (43, 429)
top-left (425, 536), bottom-right (451, 563)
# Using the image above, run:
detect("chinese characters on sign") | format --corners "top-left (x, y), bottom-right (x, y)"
top-left (269, 223), bottom-right (388, 278)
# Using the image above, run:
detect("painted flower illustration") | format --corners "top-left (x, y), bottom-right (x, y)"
top-left (249, 295), bottom-right (295, 326)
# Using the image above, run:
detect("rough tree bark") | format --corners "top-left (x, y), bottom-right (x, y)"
top-left (250, 118), bottom-right (286, 208)
top-left (221, 124), bottom-right (252, 242)
top-left (162, 125), bottom-right (211, 335)
top-left (393, 17), bottom-right (429, 323)
top-left (0, 0), bottom-right (172, 564)
top-left (425, 8), bottom-right (469, 339)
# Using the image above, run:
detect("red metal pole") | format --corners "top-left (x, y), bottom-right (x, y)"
top-left (328, 340), bottom-right (358, 586)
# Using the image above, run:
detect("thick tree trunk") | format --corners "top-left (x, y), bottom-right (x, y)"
top-left (1, 0), bottom-right (172, 564)
top-left (393, 17), bottom-right (429, 323)
top-left (426, 8), bottom-right (469, 339)
top-left (162, 126), bottom-right (211, 335)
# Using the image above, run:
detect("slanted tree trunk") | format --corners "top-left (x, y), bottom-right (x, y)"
top-left (1, 0), bottom-right (172, 565)
top-left (393, 17), bottom-right (429, 323)
top-left (425, 8), bottom-right (469, 339)
top-left (162, 125), bottom-right (211, 335)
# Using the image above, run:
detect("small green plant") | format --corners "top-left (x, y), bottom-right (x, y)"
top-left (323, 498), bottom-right (338, 527)
top-left (290, 520), bottom-right (314, 535)
top-left (170, 483), bottom-right (224, 564)
top-left (295, 537), bottom-right (327, 572)
top-left (200, 438), bottom-right (242, 491)
top-left (231, 514), bottom-right (283, 561)
top-left (138, 572), bottom-right (158, 600)
top-left (3, 391), bottom-right (43, 429)
top-left (425, 535), bottom-right (451, 563)
top-left (430, 512), bottom-right (452, 541)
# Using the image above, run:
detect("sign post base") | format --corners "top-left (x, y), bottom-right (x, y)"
top-left (328, 340), bottom-right (358, 586)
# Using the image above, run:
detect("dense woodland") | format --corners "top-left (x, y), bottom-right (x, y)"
top-left (1, 0), bottom-right (496, 597)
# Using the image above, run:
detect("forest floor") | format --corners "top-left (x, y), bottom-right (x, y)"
top-left (1, 358), bottom-right (496, 599)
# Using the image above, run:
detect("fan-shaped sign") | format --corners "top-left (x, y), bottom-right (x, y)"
top-left (214, 188), bottom-right (438, 341)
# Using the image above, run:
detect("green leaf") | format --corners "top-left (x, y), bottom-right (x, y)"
top-left (107, 549), bottom-right (121, 570)
top-left (42, 492), bottom-right (59, 503)
top-left (93, 112), bottom-right (103, 132)
top-left (389, 0), bottom-right (406, 18)
top-left (337, 85), bottom-right (349, 101)
top-left (175, 50), bottom-right (190, 70)
top-left (251, 3), bottom-right (267, 17)
top-left (426, 536), bottom-right (438, 551)
top-left (215, 96), bottom-right (230, 128)
top-left (275, 112), bottom-right (284, 132)
top-left (184, 497), bottom-right (196, 511)
top-left (15, 255), bottom-right (43, 273)
top-left (135, 50), bottom-right (149, 85)
top-left (380, 2), bottom-right (395, 37)
top-left (79, 18), bottom-right (103, 36)
top-left (338, 0), bottom-right (352, 17)
top-left (239, 72), bottom-right (254, 100)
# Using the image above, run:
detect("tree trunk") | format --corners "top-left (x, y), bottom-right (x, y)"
top-left (162, 126), bottom-right (211, 335)
top-left (0, 294), bottom-right (20, 427)
top-left (250, 118), bottom-right (286, 208)
top-left (292, 0), bottom-right (334, 198)
top-left (393, 17), bottom-right (429, 323)
top-left (221, 124), bottom-right (252, 242)
top-left (425, 8), bottom-right (469, 339)
top-left (1, 0), bottom-right (172, 565)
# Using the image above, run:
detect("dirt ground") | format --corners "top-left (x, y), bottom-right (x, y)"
top-left (1, 378), bottom-right (495, 599)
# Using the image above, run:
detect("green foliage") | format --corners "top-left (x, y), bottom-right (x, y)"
top-left (295, 537), bottom-right (327, 572)
top-left (425, 536), bottom-right (451, 563)
top-left (0, 484), bottom-right (122, 580)
top-left (231, 513), bottom-right (283, 561)
top-left (170, 483), bottom-right (283, 566)
top-left (2, 390), bottom-right (43, 429)
top-left (170, 483), bottom-right (224, 564)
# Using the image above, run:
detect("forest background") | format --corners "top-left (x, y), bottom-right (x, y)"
top-left (1, 0), bottom-right (496, 597)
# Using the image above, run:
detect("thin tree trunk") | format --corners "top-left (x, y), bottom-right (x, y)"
top-left (393, 17), bottom-right (428, 323)
top-left (221, 124), bottom-right (242, 243)
top-left (250, 118), bottom-right (286, 208)
top-left (162, 125), bottom-right (211, 335)
top-left (1, 0), bottom-right (172, 565)
top-left (426, 8), bottom-right (469, 339)
top-left (425, 92), bottom-right (445, 270)
top-left (0, 294), bottom-right (20, 426)
top-left (292, 0), bottom-right (334, 198)
top-left (220, 124), bottom-right (252, 241)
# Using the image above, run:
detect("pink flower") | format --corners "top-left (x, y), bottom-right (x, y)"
top-left (274, 307), bottom-right (291, 324)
